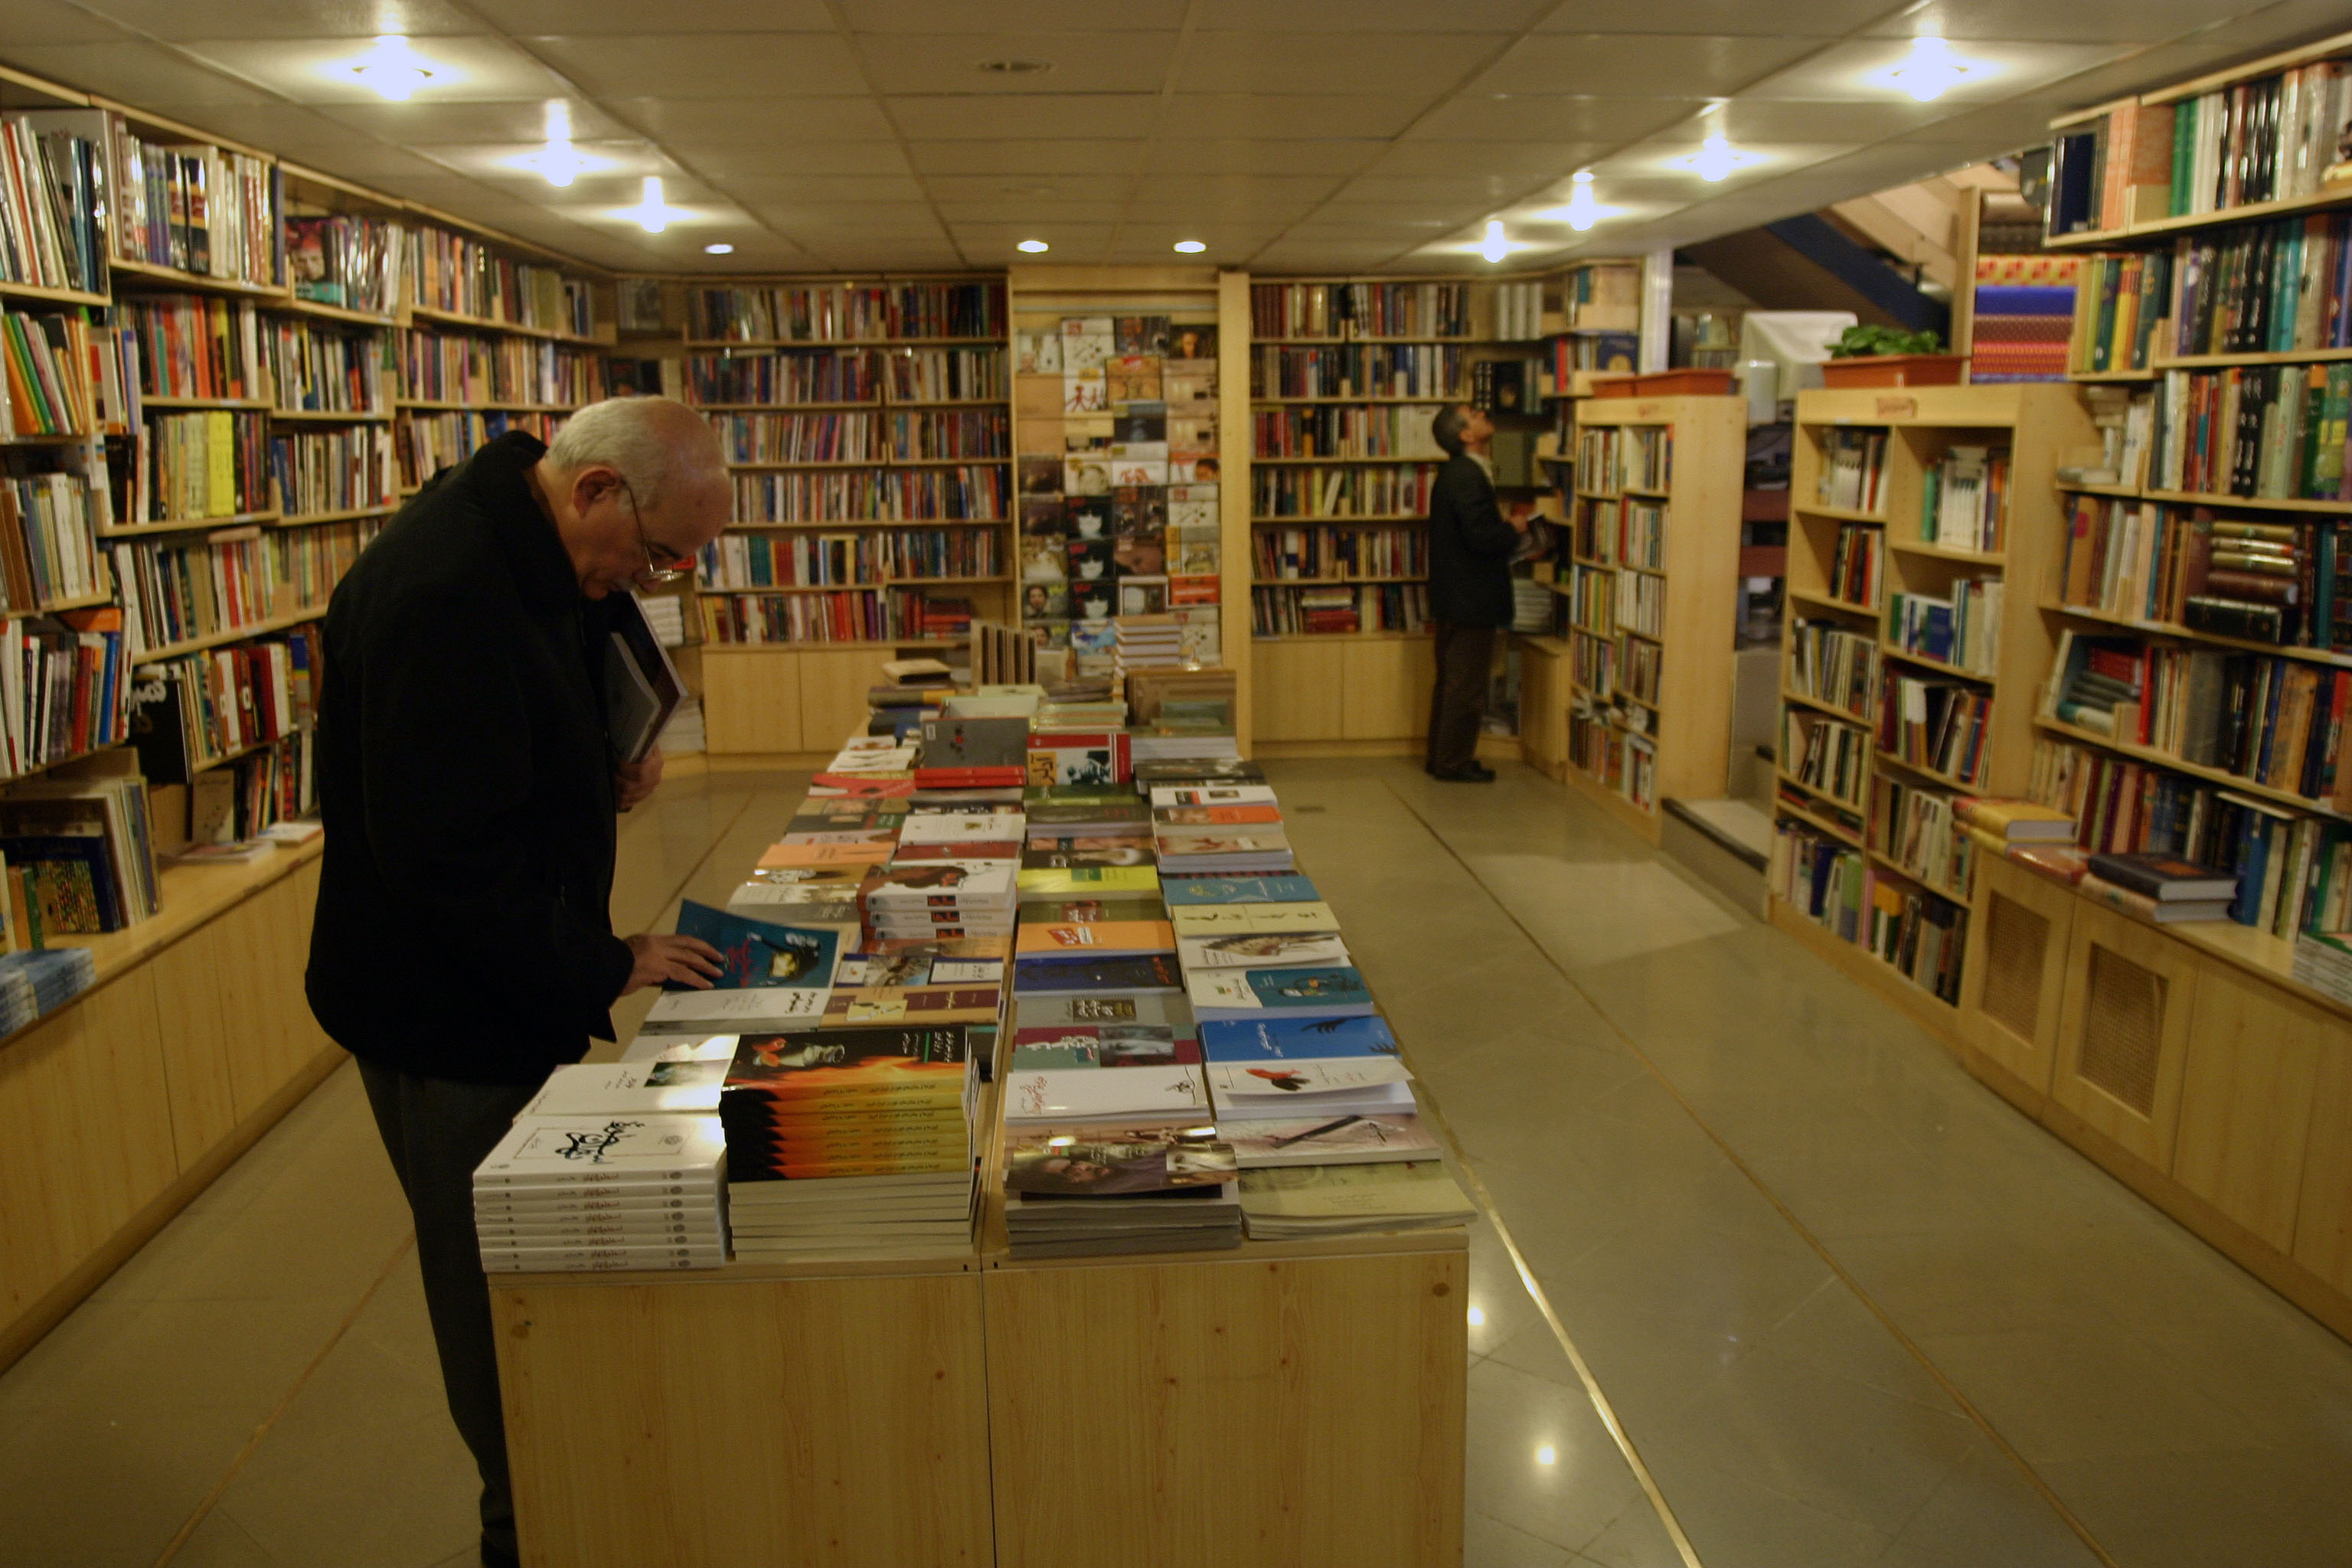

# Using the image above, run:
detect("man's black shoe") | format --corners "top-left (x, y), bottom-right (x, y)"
top-left (482, 1542), bottom-right (521, 1568)
top-left (1431, 764), bottom-right (1495, 782)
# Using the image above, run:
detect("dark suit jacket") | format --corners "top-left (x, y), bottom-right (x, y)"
top-left (306, 432), bottom-right (635, 1085)
top-left (1426, 452), bottom-right (1519, 627)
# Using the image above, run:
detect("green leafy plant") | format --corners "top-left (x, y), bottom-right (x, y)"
top-left (1828, 325), bottom-right (1945, 358)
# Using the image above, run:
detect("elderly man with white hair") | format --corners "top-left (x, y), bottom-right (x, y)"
top-left (305, 397), bottom-right (732, 1568)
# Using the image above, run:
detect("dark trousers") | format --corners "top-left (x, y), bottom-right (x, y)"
top-left (358, 1058), bottom-right (543, 1563)
top-left (1426, 621), bottom-right (1495, 773)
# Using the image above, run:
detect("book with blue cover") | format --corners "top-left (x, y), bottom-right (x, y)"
top-left (1199, 1015), bottom-right (1398, 1063)
top-left (1012, 952), bottom-right (1183, 997)
top-left (1158, 873), bottom-right (1319, 906)
top-left (643, 900), bottom-right (838, 1033)
top-left (1186, 965), bottom-right (1376, 1021)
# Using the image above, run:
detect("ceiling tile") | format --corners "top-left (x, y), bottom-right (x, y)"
top-left (1334, 173), bottom-right (1548, 206)
top-left (1471, 34), bottom-right (1824, 97)
top-left (180, 34), bottom-right (573, 104)
top-left (467, 0), bottom-right (835, 32)
top-left (1193, 0), bottom-right (1548, 31)
top-left (1362, 141), bottom-right (1613, 177)
top-left (1162, 95), bottom-right (1429, 139)
top-left (1705, 97), bottom-right (1978, 142)
top-left (682, 143), bottom-right (913, 178)
top-left (920, 173), bottom-right (1136, 203)
top-left (748, 201), bottom-right (947, 232)
top-left (7, 0), bottom-right (143, 46)
top-left (1176, 33), bottom-right (1504, 96)
top-left (2, 41), bottom-right (279, 109)
top-left (798, 250), bottom-right (977, 274)
top-left (1886, 100), bottom-right (2082, 149)
top-left (608, 96), bottom-right (897, 142)
top-left (315, 97), bottom-right (631, 142)
top-left (424, 139), bottom-right (681, 184)
top-left (1310, 199), bottom-right (1494, 230)
top-left (855, 32), bottom-right (1178, 95)
top-left (526, 34), bottom-right (865, 100)
top-left (1533, 0), bottom-right (1893, 34)
top-left (1276, 220), bottom-right (1463, 240)
top-left (1405, 93), bottom-right (1703, 142)
top-left (935, 199), bottom-right (1131, 224)
top-left (1147, 174), bottom-right (1350, 204)
top-left (1248, 240), bottom-right (1418, 270)
top-left (78, 0), bottom-right (479, 39)
top-left (907, 140), bottom-right (1148, 175)
top-left (1737, 38), bottom-right (2130, 103)
top-left (1142, 140), bottom-right (1386, 177)
top-left (711, 174), bottom-right (931, 204)
top-left (1864, 0), bottom-right (2258, 43)
top-left (885, 93), bottom-right (1158, 140)
top-left (949, 222), bottom-right (1118, 245)
top-left (839, 0), bottom-right (1188, 31)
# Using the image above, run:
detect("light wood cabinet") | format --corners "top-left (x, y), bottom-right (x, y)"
top-left (1341, 635), bottom-right (1434, 741)
top-left (702, 650), bottom-right (803, 755)
top-left (2172, 964), bottom-right (2331, 1253)
top-left (798, 648), bottom-right (884, 753)
top-left (2295, 1042), bottom-right (2352, 1297)
top-left (1252, 639), bottom-right (1348, 743)
top-left (1959, 856), bottom-right (2077, 1097)
top-left (147, 920), bottom-right (239, 1168)
top-left (1516, 636), bottom-right (1568, 778)
top-left (2051, 901), bottom-right (2199, 1171)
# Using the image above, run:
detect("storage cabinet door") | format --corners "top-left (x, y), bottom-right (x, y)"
top-left (1341, 637), bottom-right (1436, 742)
top-left (2171, 961), bottom-right (2329, 1253)
top-left (1958, 857), bottom-right (2076, 1099)
top-left (799, 648), bottom-right (884, 753)
top-left (1251, 642), bottom-right (1345, 742)
top-left (2295, 1040), bottom-right (2352, 1296)
top-left (702, 652), bottom-right (802, 755)
top-left (2050, 902), bottom-right (2198, 1171)
top-left (147, 922), bottom-right (239, 1169)
top-left (1517, 645), bottom-right (1564, 776)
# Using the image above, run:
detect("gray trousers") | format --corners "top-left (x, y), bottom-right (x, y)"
top-left (358, 1058), bottom-right (542, 1563)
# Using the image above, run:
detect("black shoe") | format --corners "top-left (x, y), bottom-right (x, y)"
top-left (482, 1542), bottom-right (520, 1568)
top-left (1430, 765), bottom-right (1496, 782)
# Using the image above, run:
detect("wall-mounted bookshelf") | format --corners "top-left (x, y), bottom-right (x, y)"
top-left (1557, 393), bottom-right (1743, 841)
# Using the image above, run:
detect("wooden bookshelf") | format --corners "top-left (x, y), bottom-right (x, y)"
top-left (1553, 392), bottom-right (1743, 844)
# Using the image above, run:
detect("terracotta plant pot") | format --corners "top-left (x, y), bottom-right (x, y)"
top-left (1818, 353), bottom-right (1969, 389)
top-left (1631, 369), bottom-right (1734, 396)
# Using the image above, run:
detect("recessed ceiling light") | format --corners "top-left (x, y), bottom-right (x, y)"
top-left (1883, 36), bottom-right (1981, 102)
top-left (1671, 132), bottom-right (1764, 182)
top-left (338, 35), bottom-right (439, 102)
top-left (1566, 171), bottom-right (1600, 230)
top-left (704, 243), bottom-right (733, 255)
top-left (517, 102), bottom-right (604, 188)
top-left (629, 175), bottom-right (672, 234)
top-left (1535, 1446), bottom-right (1557, 1466)
top-left (1480, 219), bottom-right (1508, 264)
top-left (1017, 239), bottom-right (1049, 253)
top-left (1172, 240), bottom-right (1206, 253)
top-left (978, 58), bottom-right (1051, 74)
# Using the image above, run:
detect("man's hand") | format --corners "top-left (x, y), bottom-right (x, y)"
top-left (1507, 500), bottom-right (1535, 534)
top-left (624, 933), bottom-right (723, 994)
top-left (616, 745), bottom-right (664, 811)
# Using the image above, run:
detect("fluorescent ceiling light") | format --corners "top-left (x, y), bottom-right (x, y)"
top-left (704, 243), bottom-right (733, 255)
top-left (1018, 239), bottom-right (1050, 253)
top-left (339, 35), bottom-right (439, 102)
top-left (1480, 219), bottom-right (1508, 264)
top-left (629, 176), bottom-right (672, 234)
top-left (1172, 240), bottom-right (1206, 253)
top-left (1883, 36), bottom-right (1981, 101)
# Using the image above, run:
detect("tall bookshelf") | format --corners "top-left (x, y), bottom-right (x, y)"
top-left (1556, 393), bottom-right (1743, 842)
top-left (1769, 384), bottom-right (2096, 1021)
top-left (662, 276), bottom-right (1010, 757)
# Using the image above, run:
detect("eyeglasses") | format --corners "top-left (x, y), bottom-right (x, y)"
top-left (619, 477), bottom-right (696, 586)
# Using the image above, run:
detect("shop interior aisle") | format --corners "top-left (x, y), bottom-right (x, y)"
top-left (2, 760), bottom-right (2350, 1568)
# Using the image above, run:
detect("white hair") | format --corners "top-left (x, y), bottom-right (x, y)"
top-left (544, 395), bottom-right (723, 514)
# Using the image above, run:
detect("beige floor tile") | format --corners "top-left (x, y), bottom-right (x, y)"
top-left (1574, 1495), bottom-right (1686, 1568)
top-left (1465, 1356), bottom-right (1648, 1557)
top-left (170, 1508), bottom-right (283, 1568)
top-left (1872, 1438), bottom-right (2104, 1568)
top-left (0, 1400), bottom-right (260, 1568)
top-left (1645, 1455), bottom-right (1890, 1568)
top-left (1909, 1325), bottom-right (2266, 1464)
top-left (2033, 1442), bottom-right (2352, 1568)
top-left (1465, 1510), bottom-right (1578, 1567)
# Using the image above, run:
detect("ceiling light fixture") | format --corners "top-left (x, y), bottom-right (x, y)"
top-left (1018, 239), bottom-right (1050, 253)
top-left (1886, 36), bottom-right (1978, 101)
top-left (704, 243), bottom-right (733, 255)
top-left (1172, 240), bottom-right (1206, 253)
top-left (341, 34), bottom-right (438, 102)
top-left (1536, 1446), bottom-right (1557, 1466)
top-left (1480, 219), bottom-right (1509, 264)
top-left (1566, 171), bottom-right (1599, 231)
top-left (978, 59), bottom-right (1051, 74)
top-left (630, 176), bottom-right (671, 234)
top-left (517, 101), bottom-right (601, 188)
top-left (1694, 135), bottom-right (1739, 182)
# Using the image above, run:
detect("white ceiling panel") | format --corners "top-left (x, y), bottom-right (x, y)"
top-left (9, 1), bottom-right (143, 47)
top-left (1335, 173), bottom-right (1554, 206)
top-left (1404, 94), bottom-right (1704, 142)
top-left (1532, 0), bottom-right (1900, 34)
top-left (908, 139), bottom-right (1148, 175)
top-left (1863, 0), bottom-right (2249, 43)
top-left (748, 201), bottom-right (949, 231)
top-left (838, 0), bottom-right (1189, 31)
top-left (1704, 97), bottom-right (1981, 143)
top-left (710, 174), bottom-right (931, 204)
top-left (1191, 0), bottom-right (1550, 32)
top-left (1309, 199), bottom-right (1495, 230)
top-left (884, 93), bottom-right (1158, 139)
top-left (1363, 141), bottom-right (1614, 177)
top-left (1249, 240), bottom-right (1419, 267)
top-left (1161, 95), bottom-right (1432, 139)
top-left (316, 97), bottom-right (632, 142)
top-left (1277, 218), bottom-right (1465, 239)
top-left (935, 200), bottom-right (1132, 224)
top-left (181, 34), bottom-right (573, 104)
top-left (684, 143), bottom-right (914, 178)
top-left (1885, 100), bottom-right (2085, 149)
top-left (1142, 141), bottom-right (1387, 176)
top-left (1470, 34), bottom-right (1827, 98)
top-left (855, 32), bottom-right (1178, 95)
top-left (1147, 174), bottom-right (1353, 204)
top-left (83, 0), bottom-right (478, 40)
top-left (609, 96), bottom-right (897, 142)
top-left (465, 0), bottom-right (837, 34)
top-left (920, 173), bottom-right (1138, 203)
top-left (1175, 33), bottom-right (1506, 96)
top-left (526, 34), bottom-right (865, 100)
top-left (425, 139), bottom-right (681, 184)
top-left (2, 41), bottom-right (279, 109)
top-left (1736, 39), bottom-right (2132, 103)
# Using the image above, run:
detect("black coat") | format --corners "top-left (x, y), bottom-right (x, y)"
top-left (1426, 452), bottom-right (1518, 628)
top-left (306, 432), bottom-right (635, 1086)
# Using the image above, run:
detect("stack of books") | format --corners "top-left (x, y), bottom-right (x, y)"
top-left (866, 801), bottom-right (1025, 939)
top-left (729, 795), bottom-right (908, 925)
top-left (1113, 612), bottom-right (1187, 673)
top-left (718, 1024), bottom-right (981, 1261)
top-left (0, 947), bottom-right (96, 1033)
top-left (641, 901), bottom-right (839, 1035)
top-left (1151, 781), bottom-right (1295, 874)
top-left (472, 1111), bottom-right (728, 1274)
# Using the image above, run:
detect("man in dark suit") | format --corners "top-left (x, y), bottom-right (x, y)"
top-left (1425, 403), bottom-right (1528, 780)
top-left (307, 396), bottom-right (730, 1568)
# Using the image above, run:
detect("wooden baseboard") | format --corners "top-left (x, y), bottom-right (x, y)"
top-left (1563, 764), bottom-right (1664, 845)
top-left (0, 1044), bottom-right (347, 1375)
top-left (660, 752), bottom-right (710, 780)
top-left (704, 752), bottom-right (832, 772)
top-left (1251, 735), bottom-right (1519, 763)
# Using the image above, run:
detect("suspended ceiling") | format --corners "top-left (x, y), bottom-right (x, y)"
top-left (2, 0), bottom-right (2345, 276)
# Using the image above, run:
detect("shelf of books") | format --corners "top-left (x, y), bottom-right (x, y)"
top-left (1767, 384), bottom-right (2096, 1025)
top-left (1557, 392), bottom-right (1743, 843)
top-left (1007, 266), bottom-right (1234, 722)
top-left (668, 276), bottom-right (1011, 757)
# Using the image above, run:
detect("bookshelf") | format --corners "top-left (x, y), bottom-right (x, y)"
top-left (1554, 393), bottom-right (1743, 841)
top-left (662, 276), bottom-right (1010, 758)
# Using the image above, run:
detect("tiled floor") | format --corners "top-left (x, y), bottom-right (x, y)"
top-left (5, 755), bottom-right (2350, 1568)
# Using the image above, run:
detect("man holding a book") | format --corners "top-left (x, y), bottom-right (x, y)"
top-left (1426, 403), bottom-right (1529, 781)
top-left (305, 395), bottom-right (731, 1568)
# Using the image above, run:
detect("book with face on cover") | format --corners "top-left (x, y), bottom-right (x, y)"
top-left (642, 902), bottom-right (838, 1034)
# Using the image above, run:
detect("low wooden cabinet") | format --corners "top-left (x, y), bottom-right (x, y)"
top-left (1958, 856), bottom-right (2078, 1099)
top-left (1253, 636), bottom-right (1435, 747)
top-left (2051, 902), bottom-right (2200, 1172)
top-left (2174, 968), bottom-right (2332, 1254)
top-left (702, 647), bottom-right (897, 760)
top-left (1516, 635), bottom-right (1569, 779)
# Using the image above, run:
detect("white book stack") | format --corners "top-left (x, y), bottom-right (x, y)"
top-left (1114, 614), bottom-right (1186, 674)
top-left (661, 694), bottom-right (705, 755)
top-left (472, 1111), bottom-right (728, 1273)
top-left (635, 591), bottom-right (689, 648)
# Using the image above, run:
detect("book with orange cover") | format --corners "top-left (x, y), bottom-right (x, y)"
top-left (759, 839), bottom-right (895, 870)
top-left (1015, 920), bottom-right (1176, 959)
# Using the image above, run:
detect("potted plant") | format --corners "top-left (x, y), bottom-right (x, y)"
top-left (1817, 325), bottom-right (1968, 388)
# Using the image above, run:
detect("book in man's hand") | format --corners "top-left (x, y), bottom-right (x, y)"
top-left (606, 593), bottom-right (684, 764)
top-left (641, 900), bottom-right (838, 1034)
